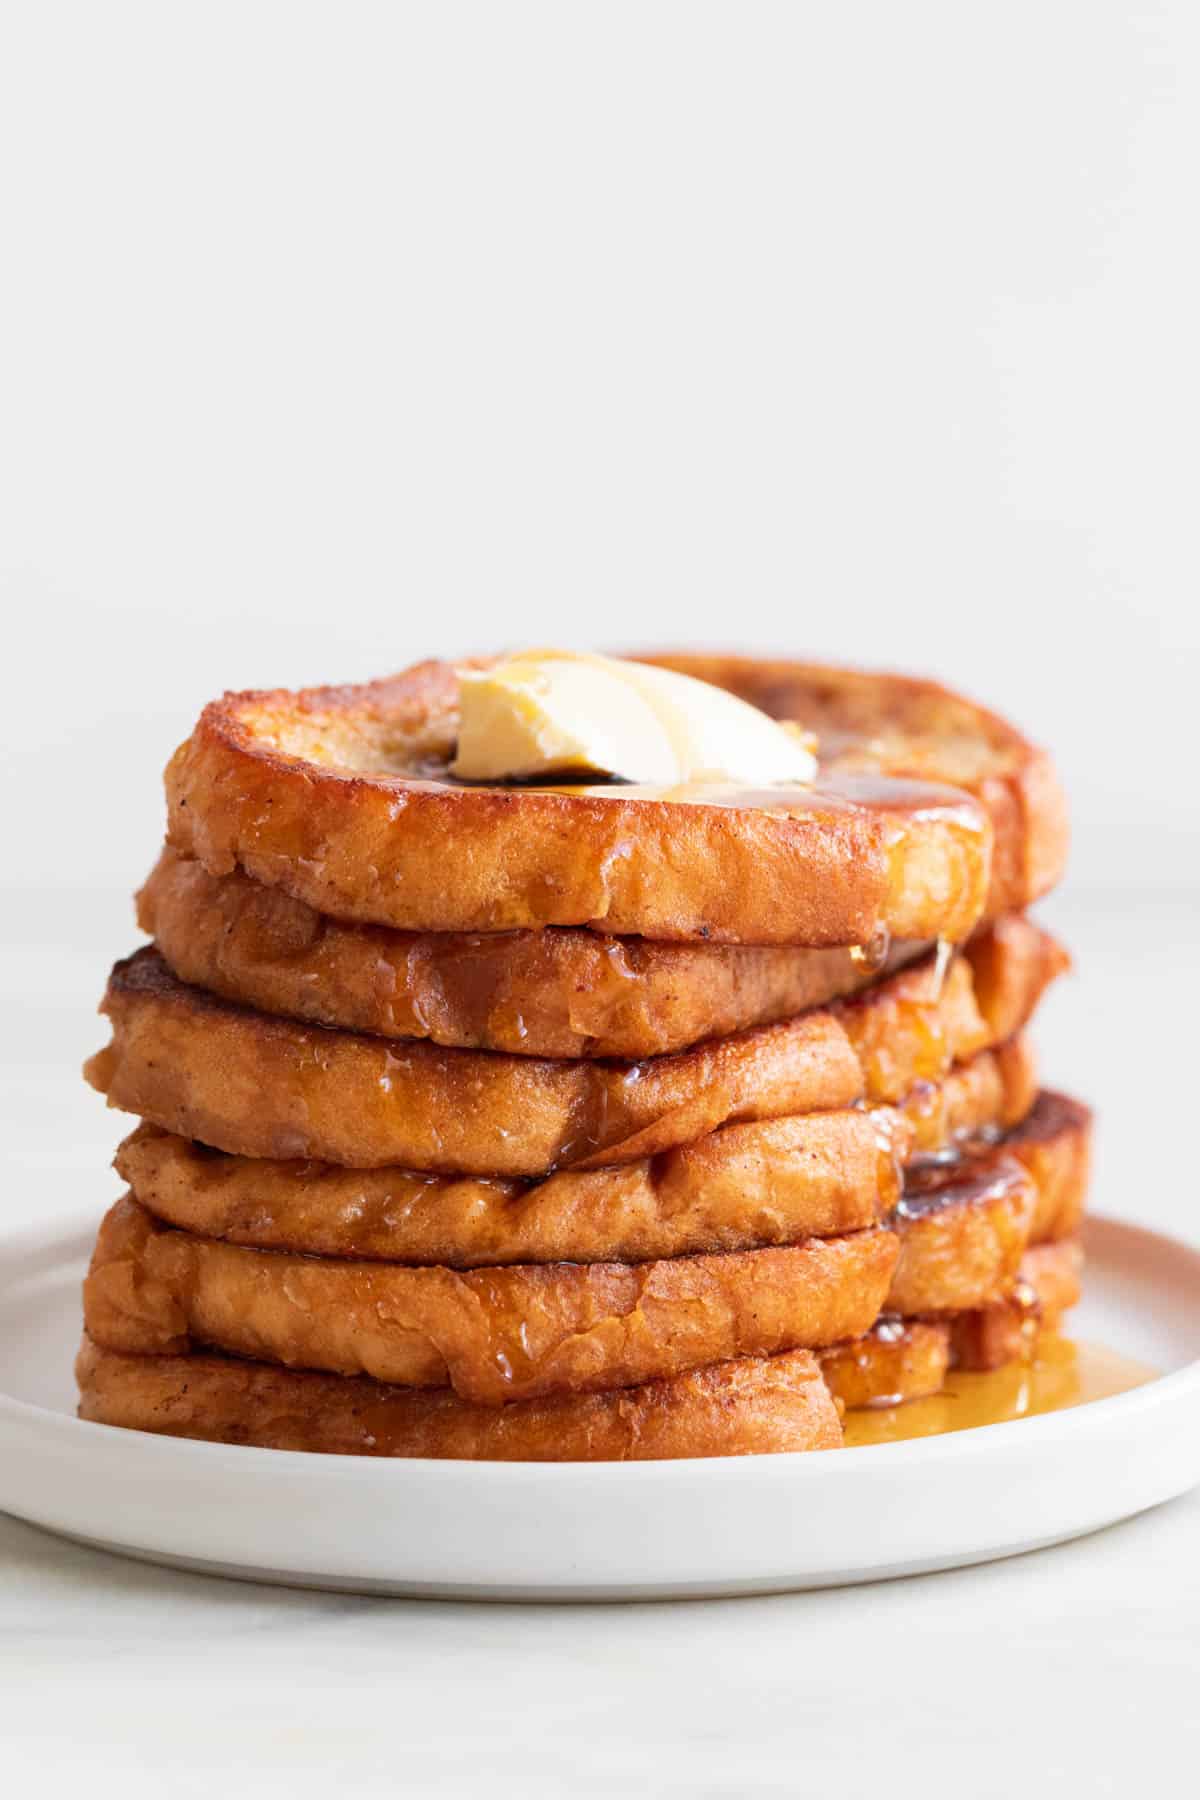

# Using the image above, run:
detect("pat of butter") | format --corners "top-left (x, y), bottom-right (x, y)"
top-left (452, 651), bottom-right (818, 786)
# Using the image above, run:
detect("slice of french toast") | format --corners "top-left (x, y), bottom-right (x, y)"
top-left (1005, 1090), bottom-right (1092, 1243)
top-left (75, 1339), bottom-right (843, 1461)
top-left (885, 1149), bottom-right (1036, 1315)
top-left (112, 1071), bottom-right (1081, 1274)
top-left (83, 1196), bottom-right (897, 1408)
top-left (881, 1089), bottom-right (1091, 1315)
top-left (164, 659), bottom-right (994, 948)
top-left (84, 936), bottom-right (1050, 1176)
top-left (644, 653), bottom-right (1069, 919)
top-left (114, 1108), bottom-right (902, 1265)
top-left (820, 1318), bottom-right (952, 1411)
top-left (138, 849), bottom-right (1068, 1062)
top-left (138, 847), bottom-right (932, 1058)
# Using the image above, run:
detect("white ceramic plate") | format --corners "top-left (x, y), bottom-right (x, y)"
top-left (2, 1212), bottom-right (1199, 1600)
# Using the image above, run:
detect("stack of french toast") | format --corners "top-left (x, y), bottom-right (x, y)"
top-left (78, 651), bottom-right (1089, 1459)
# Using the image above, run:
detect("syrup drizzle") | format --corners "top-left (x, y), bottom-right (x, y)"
top-left (411, 766), bottom-right (984, 827)
top-left (842, 1336), bottom-right (1157, 1449)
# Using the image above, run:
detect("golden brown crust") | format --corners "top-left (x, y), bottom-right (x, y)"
top-left (113, 1062), bottom-right (1065, 1272)
top-left (823, 1200), bottom-right (1087, 1407)
top-left (866, 1078), bottom-right (1090, 1330)
top-left (876, 1087), bottom-right (1088, 1325)
top-left (820, 1319), bottom-right (951, 1410)
top-left (85, 949), bottom-right (860, 1175)
top-left (839, 950), bottom-right (988, 1098)
top-left (885, 1151), bottom-right (1037, 1314)
top-left (896, 1032), bottom-right (1038, 1152)
top-left (85, 940), bottom-right (1048, 1176)
top-left (963, 913), bottom-right (1072, 1042)
top-left (1018, 1239), bottom-right (1085, 1324)
top-left (644, 653), bottom-right (1070, 917)
top-left (75, 1339), bottom-right (843, 1460)
top-left (163, 659), bottom-right (993, 947)
top-left (138, 848), bottom-right (935, 1059)
top-left (83, 1197), bottom-right (898, 1406)
top-left (1005, 1090), bottom-right (1092, 1243)
top-left (116, 1106), bottom-right (905, 1266)
top-left (949, 1240), bottom-right (1084, 1371)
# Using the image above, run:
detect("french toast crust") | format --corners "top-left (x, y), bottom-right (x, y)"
top-left (115, 1108), bottom-right (902, 1266)
top-left (75, 1339), bottom-right (844, 1460)
top-left (85, 936), bottom-right (1050, 1177)
top-left (949, 1239), bottom-right (1085, 1371)
top-left (885, 1149), bottom-right (1037, 1315)
top-left (822, 1236), bottom-right (1086, 1406)
top-left (820, 1319), bottom-right (952, 1410)
top-left (75, 1234), bottom-right (1085, 1459)
top-left (164, 659), bottom-right (994, 947)
top-left (113, 1069), bottom-right (1080, 1273)
top-left (140, 848), bottom-right (1065, 1066)
top-left (88, 1085), bottom-right (1083, 1413)
top-left (139, 847), bottom-right (938, 1059)
top-left (642, 653), bottom-right (1069, 917)
top-left (1004, 1090), bottom-right (1093, 1243)
top-left (83, 1196), bottom-right (898, 1407)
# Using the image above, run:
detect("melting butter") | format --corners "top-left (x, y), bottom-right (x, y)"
top-left (452, 651), bottom-right (818, 786)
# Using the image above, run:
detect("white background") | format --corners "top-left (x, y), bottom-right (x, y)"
top-left (2, 1), bottom-right (1198, 897)
top-left (1, 4), bottom-right (1198, 1796)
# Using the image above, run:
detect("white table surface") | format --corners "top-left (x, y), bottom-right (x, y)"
top-left (2, 884), bottom-right (1198, 1797)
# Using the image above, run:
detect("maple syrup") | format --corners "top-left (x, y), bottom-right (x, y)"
top-left (842, 1335), bottom-right (1156, 1449)
top-left (423, 766), bottom-right (984, 829)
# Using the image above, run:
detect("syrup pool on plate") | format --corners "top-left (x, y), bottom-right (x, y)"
top-left (842, 1336), bottom-right (1158, 1449)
